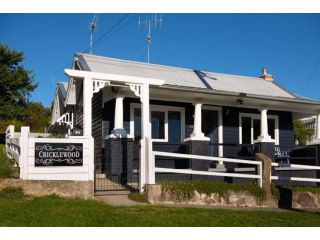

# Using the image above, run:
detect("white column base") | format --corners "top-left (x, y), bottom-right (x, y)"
top-left (184, 133), bottom-right (210, 142)
top-left (253, 136), bottom-right (275, 143)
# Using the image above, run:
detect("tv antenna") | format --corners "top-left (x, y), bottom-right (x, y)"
top-left (138, 14), bottom-right (163, 63)
top-left (89, 14), bottom-right (99, 54)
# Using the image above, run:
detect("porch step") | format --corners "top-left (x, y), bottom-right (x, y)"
top-left (95, 173), bottom-right (107, 179)
top-left (94, 190), bottom-right (131, 196)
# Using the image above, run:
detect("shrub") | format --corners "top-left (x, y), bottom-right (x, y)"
top-left (0, 187), bottom-right (25, 199)
top-left (0, 144), bottom-right (14, 178)
top-left (128, 192), bottom-right (149, 203)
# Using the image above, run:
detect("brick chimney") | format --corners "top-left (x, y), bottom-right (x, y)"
top-left (259, 68), bottom-right (273, 80)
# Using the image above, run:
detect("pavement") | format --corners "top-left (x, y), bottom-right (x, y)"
top-left (94, 192), bottom-right (147, 206)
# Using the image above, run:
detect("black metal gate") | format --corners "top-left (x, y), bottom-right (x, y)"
top-left (94, 140), bottom-right (140, 192)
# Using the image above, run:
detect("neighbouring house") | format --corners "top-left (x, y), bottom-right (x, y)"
top-left (49, 53), bottom-right (320, 190)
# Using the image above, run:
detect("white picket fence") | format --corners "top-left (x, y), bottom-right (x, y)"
top-left (152, 151), bottom-right (263, 187)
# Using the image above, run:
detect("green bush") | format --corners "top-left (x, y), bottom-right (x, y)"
top-left (0, 187), bottom-right (25, 199)
top-left (0, 144), bottom-right (14, 178)
top-left (160, 180), bottom-right (269, 202)
top-left (128, 192), bottom-right (149, 203)
top-left (288, 186), bottom-right (320, 194)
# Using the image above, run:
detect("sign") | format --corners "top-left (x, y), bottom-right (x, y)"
top-left (35, 143), bottom-right (83, 167)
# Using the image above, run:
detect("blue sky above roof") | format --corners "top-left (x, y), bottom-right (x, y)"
top-left (1, 13), bottom-right (320, 107)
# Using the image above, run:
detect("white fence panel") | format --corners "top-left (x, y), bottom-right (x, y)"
top-left (5, 125), bottom-right (94, 181)
top-left (271, 162), bottom-right (320, 183)
top-left (153, 151), bottom-right (263, 187)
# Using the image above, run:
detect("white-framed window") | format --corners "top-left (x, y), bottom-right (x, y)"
top-left (130, 103), bottom-right (185, 142)
top-left (239, 113), bottom-right (279, 145)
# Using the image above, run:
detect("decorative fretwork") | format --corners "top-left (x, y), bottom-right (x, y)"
top-left (93, 80), bottom-right (110, 94)
top-left (128, 83), bottom-right (142, 98)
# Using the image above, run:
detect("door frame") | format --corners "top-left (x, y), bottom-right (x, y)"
top-left (202, 105), bottom-right (223, 157)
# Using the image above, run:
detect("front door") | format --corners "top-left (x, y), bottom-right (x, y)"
top-left (202, 109), bottom-right (218, 157)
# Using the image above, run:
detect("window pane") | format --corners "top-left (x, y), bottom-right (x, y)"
top-left (168, 111), bottom-right (181, 143)
top-left (151, 111), bottom-right (165, 139)
top-left (253, 119), bottom-right (261, 140)
top-left (268, 119), bottom-right (275, 139)
top-left (134, 108), bottom-right (141, 139)
top-left (242, 117), bottom-right (251, 144)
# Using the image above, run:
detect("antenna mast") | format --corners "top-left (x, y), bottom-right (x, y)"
top-left (89, 14), bottom-right (99, 54)
top-left (138, 14), bottom-right (163, 63)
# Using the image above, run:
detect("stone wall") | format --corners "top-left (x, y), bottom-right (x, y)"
top-left (146, 184), bottom-right (277, 208)
top-left (292, 191), bottom-right (320, 209)
top-left (146, 184), bottom-right (320, 209)
top-left (0, 179), bottom-right (94, 199)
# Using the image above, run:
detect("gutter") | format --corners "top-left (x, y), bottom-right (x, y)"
top-left (157, 85), bottom-right (320, 107)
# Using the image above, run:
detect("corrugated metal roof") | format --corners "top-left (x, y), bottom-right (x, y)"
top-left (75, 53), bottom-right (313, 100)
top-left (57, 82), bottom-right (68, 100)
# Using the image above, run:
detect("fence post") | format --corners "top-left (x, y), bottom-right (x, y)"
top-left (20, 126), bottom-right (30, 180)
top-left (255, 153), bottom-right (272, 195)
top-left (88, 136), bottom-right (95, 181)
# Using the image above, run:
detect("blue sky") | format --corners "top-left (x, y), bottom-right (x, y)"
top-left (1, 14), bottom-right (320, 107)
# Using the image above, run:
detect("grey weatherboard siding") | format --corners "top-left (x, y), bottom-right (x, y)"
top-left (98, 97), bottom-right (295, 183)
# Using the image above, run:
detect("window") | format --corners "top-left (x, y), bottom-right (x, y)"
top-left (151, 111), bottom-right (165, 139)
top-left (130, 104), bottom-right (185, 142)
top-left (168, 111), bottom-right (181, 143)
top-left (239, 113), bottom-right (279, 145)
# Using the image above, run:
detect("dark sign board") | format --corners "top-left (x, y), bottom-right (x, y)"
top-left (35, 143), bottom-right (83, 167)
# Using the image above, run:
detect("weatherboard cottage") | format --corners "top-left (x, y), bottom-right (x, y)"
top-left (49, 53), bottom-right (320, 191)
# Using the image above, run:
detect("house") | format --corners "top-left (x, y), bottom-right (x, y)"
top-left (50, 53), bottom-right (320, 190)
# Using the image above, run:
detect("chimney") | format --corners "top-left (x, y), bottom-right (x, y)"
top-left (259, 68), bottom-right (273, 80)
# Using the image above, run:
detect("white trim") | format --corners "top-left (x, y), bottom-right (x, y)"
top-left (130, 103), bottom-right (185, 142)
top-left (202, 105), bottom-right (223, 157)
top-left (65, 69), bottom-right (165, 86)
top-left (239, 113), bottom-right (279, 145)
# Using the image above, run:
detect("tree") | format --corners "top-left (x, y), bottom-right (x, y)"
top-left (0, 44), bottom-right (38, 120)
top-left (293, 120), bottom-right (314, 145)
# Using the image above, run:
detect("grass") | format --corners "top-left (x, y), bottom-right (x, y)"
top-left (0, 187), bottom-right (319, 227)
top-left (289, 186), bottom-right (320, 194)
top-left (0, 144), bottom-right (16, 178)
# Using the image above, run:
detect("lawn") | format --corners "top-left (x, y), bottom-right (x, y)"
top-left (0, 144), bottom-right (319, 227)
top-left (0, 187), bottom-right (319, 227)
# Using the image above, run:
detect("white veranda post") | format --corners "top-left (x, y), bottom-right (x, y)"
top-left (82, 77), bottom-right (95, 181)
top-left (114, 95), bottom-right (124, 130)
top-left (257, 109), bottom-right (273, 142)
top-left (140, 83), bottom-right (154, 190)
top-left (316, 113), bottom-right (320, 140)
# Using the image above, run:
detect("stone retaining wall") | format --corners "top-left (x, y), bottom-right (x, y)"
top-left (146, 184), bottom-right (278, 208)
top-left (0, 179), bottom-right (94, 199)
top-left (146, 184), bottom-right (320, 209)
top-left (292, 191), bottom-right (320, 209)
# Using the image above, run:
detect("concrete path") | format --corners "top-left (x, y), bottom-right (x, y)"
top-left (95, 193), bottom-right (148, 206)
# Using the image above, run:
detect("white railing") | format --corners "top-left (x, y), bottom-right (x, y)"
top-left (152, 151), bottom-right (263, 187)
top-left (271, 162), bottom-right (320, 183)
top-left (56, 112), bottom-right (73, 129)
top-left (6, 136), bottom-right (21, 165)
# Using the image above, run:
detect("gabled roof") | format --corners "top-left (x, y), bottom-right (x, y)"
top-left (74, 53), bottom-right (318, 103)
top-left (57, 82), bottom-right (68, 100)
